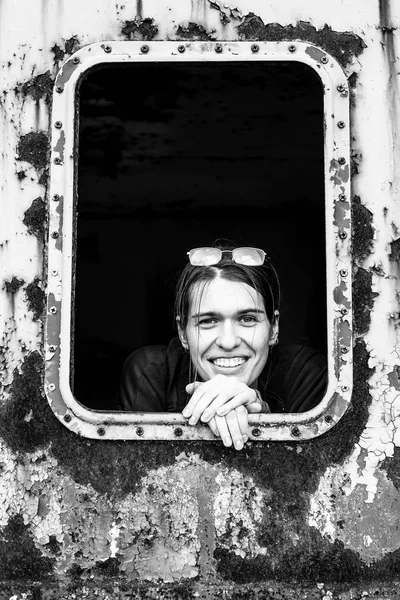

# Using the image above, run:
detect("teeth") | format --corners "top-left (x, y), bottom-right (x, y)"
top-left (212, 357), bottom-right (246, 368)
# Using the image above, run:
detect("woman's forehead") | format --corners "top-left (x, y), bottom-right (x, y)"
top-left (189, 278), bottom-right (265, 314)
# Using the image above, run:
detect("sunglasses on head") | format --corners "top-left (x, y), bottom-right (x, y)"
top-left (187, 247), bottom-right (267, 266)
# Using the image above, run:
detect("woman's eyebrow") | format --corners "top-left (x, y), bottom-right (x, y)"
top-left (191, 308), bottom-right (265, 320)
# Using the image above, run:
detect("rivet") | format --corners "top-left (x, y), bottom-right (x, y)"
top-left (337, 84), bottom-right (346, 93)
top-left (215, 44), bottom-right (223, 53)
top-left (103, 45), bottom-right (112, 53)
top-left (49, 306), bottom-right (57, 315)
top-left (97, 427), bottom-right (106, 436)
top-left (320, 56), bottom-right (329, 64)
top-left (341, 308), bottom-right (348, 315)
top-left (64, 414), bottom-right (72, 423)
top-left (52, 194), bottom-right (60, 202)
top-left (54, 157), bottom-right (62, 165)
top-left (72, 57), bottom-right (80, 64)
top-left (178, 45), bottom-right (185, 53)
top-left (251, 44), bottom-right (259, 53)
top-left (174, 427), bottom-right (183, 437)
top-left (56, 86), bottom-right (63, 93)
top-left (54, 121), bottom-right (62, 129)
top-left (252, 427), bottom-right (261, 437)
top-left (339, 194), bottom-right (347, 202)
top-left (288, 44), bottom-right (296, 53)
top-left (339, 231), bottom-right (347, 239)
top-left (291, 426), bottom-right (300, 437)
top-left (136, 427), bottom-right (144, 437)
top-left (342, 385), bottom-right (349, 392)
top-left (141, 44), bottom-right (149, 53)
top-left (324, 415), bottom-right (333, 424)
top-left (51, 231), bottom-right (59, 239)
top-left (341, 346), bottom-right (349, 354)
top-left (340, 269), bottom-right (348, 277)
top-left (337, 121), bottom-right (346, 129)
top-left (48, 383), bottom-right (55, 392)
top-left (49, 345), bottom-right (57, 352)
top-left (51, 270), bottom-right (58, 276)
top-left (338, 157), bottom-right (346, 165)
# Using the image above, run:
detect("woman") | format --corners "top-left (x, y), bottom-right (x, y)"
top-left (118, 244), bottom-right (327, 450)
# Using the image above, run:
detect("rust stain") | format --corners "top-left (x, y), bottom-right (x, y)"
top-left (53, 130), bottom-right (65, 162)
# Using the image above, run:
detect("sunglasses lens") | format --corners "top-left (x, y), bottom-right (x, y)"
top-left (233, 248), bottom-right (266, 265)
top-left (189, 248), bottom-right (222, 266)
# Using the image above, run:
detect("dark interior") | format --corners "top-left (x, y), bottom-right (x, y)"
top-left (73, 60), bottom-right (326, 410)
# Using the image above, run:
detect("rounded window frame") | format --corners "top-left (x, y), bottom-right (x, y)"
top-left (45, 41), bottom-right (352, 441)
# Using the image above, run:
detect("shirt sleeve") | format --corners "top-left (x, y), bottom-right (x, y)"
top-left (118, 346), bottom-right (168, 412)
top-left (283, 347), bottom-right (328, 413)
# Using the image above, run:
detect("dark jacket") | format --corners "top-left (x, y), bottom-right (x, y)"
top-left (118, 338), bottom-right (327, 413)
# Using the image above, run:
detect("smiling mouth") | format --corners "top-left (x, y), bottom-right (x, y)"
top-left (210, 357), bottom-right (248, 368)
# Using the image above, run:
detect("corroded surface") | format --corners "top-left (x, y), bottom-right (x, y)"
top-left (0, 0), bottom-right (400, 593)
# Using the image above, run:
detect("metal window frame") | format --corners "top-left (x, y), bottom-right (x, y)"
top-left (45, 41), bottom-right (352, 441)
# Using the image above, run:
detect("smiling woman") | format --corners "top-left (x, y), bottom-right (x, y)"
top-left (118, 242), bottom-right (327, 450)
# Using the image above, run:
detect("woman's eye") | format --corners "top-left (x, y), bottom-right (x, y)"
top-left (198, 318), bottom-right (217, 327)
top-left (239, 315), bottom-right (257, 324)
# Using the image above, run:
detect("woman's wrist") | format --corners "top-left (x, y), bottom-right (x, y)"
top-left (254, 389), bottom-right (271, 414)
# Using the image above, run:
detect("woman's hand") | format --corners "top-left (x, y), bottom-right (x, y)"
top-left (207, 407), bottom-right (249, 450)
top-left (183, 375), bottom-right (262, 425)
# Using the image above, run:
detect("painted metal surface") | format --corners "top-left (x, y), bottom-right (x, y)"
top-left (0, 0), bottom-right (400, 596)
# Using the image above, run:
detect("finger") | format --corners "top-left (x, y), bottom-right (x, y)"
top-left (235, 406), bottom-right (249, 441)
top-left (207, 417), bottom-right (219, 437)
top-left (182, 382), bottom-right (205, 418)
top-left (189, 387), bottom-right (220, 425)
top-left (216, 391), bottom-right (252, 416)
top-left (200, 389), bottom-right (242, 422)
top-left (226, 408), bottom-right (248, 451)
top-left (214, 415), bottom-right (232, 447)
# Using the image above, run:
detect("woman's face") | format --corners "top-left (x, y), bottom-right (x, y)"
top-left (178, 277), bottom-right (278, 387)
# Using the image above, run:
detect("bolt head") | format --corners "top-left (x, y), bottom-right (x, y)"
top-left (97, 427), bottom-right (106, 436)
top-left (136, 427), bottom-right (144, 437)
top-left (291, 426), bottom-right (300, 437)
top-left (337, 84), bottom-right (347, 93)
top-left (252, 427), bottom-right (261, 437)
top-left (141, 44), bottom-right (149, 53)
top-left (54, 121), bottom-right (62, 129)
top-left (321, 56), bottom-right (329, 64)
top-left (251, 44), bottom-right (259, 53)
top-left (48, 383), bottom-right (55, 392)
top-left (342, 385), bottom-right (349, 392)
top-left (338, 157), bottom-right (346, 165)
top-left (288, 44), bottom-right (296, 53)
top-left (56, 86), bottom-right (64, 93)
top-left (339, 231), bottom-right (347, 239)
top-left (324, 415), bottom-right (333, 424)
top-left (64, 414), bottom-right (72, 423)
top-left (178, 45), bottom-right (185, 53)
top-left (341, 308), bottom-right (348, 315)
top-left (341, 346), bottom-right (349, 354)
top-left (339, 194), bottom-right (347, 202)
top-left (337, 121), bottom-right (346, 129)
top-left (51, 270), bottom-right (58, 276)
top-left (54, 157), bottom-right (62, 165)
top-left (174, 427), bottom-right (183, 437)
top-left (103, 45), bottom-right (112, 53)
top-left (49, 345), bottom-right (57, 352)
top-left (215, 44), bottom-right (223, 53)
top-left (72, 57), bottom-right (80, 64)
top-left (52, 194), bottom-right (60, 202)
top-left (51, 231), bottom-right (59, 239)
top-left (340, 269), bottom-right (348, 277)
top-left (49, 306), bottom-right (57, 315)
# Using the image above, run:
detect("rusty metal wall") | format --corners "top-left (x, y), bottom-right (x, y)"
top-left (0, 1), bottom-right (400, 598)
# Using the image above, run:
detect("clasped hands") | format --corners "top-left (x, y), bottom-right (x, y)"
top-left (182, 375), bottom-right (262, 451)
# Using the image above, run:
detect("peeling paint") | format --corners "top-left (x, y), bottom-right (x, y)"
top-left (23, 197), bottom-right (46, 241)
top-left (121, 18), bottom-right (159, 41)
top-left (17, 132), bottom-right (49, 171)
top-left (4, 278), bottom-right (24, 294)
top-left (16, 71), bottom-right (53, 105)
top-left (25, 278), bottom-right (45, 322)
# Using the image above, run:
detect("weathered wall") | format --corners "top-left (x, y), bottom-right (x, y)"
top-left (1, 0), bottom-right (400, 598)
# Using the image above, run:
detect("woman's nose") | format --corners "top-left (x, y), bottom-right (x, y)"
top-left (216, 322), bottom-right (241, 350)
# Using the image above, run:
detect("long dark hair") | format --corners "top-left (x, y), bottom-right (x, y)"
top-left (174, 242), bottom-right (281, 330)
